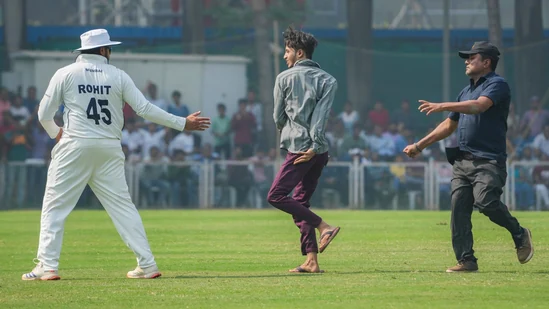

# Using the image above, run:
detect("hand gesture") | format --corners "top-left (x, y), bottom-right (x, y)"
top-left (403, 144), bottom-right (421, 159)
top-left (418, 100), bottom-right (444, 115)
top-left (184, 111), bottom-right (211, 131)
top-left (294, 148), bottom-right (316, 165)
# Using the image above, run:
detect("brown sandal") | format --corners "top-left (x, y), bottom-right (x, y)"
top-left (319, 227), bottom-right (341, 253)
top-left (289, 266), bottom-right (325, 273)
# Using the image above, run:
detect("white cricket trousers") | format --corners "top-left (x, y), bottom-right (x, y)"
top-left (37, 137), bottom-right (156, 270)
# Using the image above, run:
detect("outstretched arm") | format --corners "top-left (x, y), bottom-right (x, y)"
top-left (121, 71), bottom-right (209, 131)
top-left (403, 118), bottom-right (458, 158)
top-left (418, 97), bottom-right (494, 115)
top-left (418, 81), bottom-right (509, 116)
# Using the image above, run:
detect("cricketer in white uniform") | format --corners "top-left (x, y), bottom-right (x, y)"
top-left (22, 29), bottom-right (211, 280)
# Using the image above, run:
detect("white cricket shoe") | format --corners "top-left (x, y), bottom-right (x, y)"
top-left (22, 260), bottom-right (60, 281)
top-left (126, 265), bottom-right (162, 279)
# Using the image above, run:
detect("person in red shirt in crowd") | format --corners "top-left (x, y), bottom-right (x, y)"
top-left (0, 88), bottom-right (11, 125)
top-left (123, 102), bottom-right (137, 123)
top-left (368, 101), bottom-right (390, 129)
top-left (231, 98), bottom-right (256, 158)
top-left (0, 111), bottom-right (16, 162)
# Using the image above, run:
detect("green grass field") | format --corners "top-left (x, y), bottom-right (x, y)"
top-left (1, 210), bottom-right (548, 309)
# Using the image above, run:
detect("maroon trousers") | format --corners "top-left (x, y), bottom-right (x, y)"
top-left (267, 151), bottom-right (329, 255)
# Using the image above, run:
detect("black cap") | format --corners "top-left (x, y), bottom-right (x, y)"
top-left (458, 41), bottom-right (500, 59)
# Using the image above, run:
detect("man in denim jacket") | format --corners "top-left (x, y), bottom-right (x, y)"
top-left (267, 26), bottom-right (340, 273)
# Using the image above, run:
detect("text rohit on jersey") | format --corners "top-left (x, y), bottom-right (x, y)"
top-left (78, 84), bottom-right (112, 95)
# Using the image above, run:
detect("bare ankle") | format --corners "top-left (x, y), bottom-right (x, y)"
top-left (317, 222), bottom-right (330, 233)
top-left (305, 252), bottom-right (318, 264)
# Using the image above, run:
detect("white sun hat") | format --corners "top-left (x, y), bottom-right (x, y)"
top-left (75, 29), bottom-right (121, 51)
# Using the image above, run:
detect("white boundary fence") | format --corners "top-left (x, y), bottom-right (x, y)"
top-left (509, 161), bottom-right (549, 211)
top-left (0, 159), bottom-right (536, 210)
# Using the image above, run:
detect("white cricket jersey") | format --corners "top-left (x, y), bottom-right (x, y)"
top-left (38, 54), bottom-right (186, 140)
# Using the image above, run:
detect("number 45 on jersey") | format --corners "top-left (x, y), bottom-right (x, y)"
top-left (87, 98), bottom-right (112, 125)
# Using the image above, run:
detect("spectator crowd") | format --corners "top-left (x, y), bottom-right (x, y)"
top-left (1, 82), bottom-right (549, 211)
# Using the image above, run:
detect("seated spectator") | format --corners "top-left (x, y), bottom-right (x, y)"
top-left (390, 154), bottom-right (407, 200)
top-left (390, 154), bottom-right (406, 178)
top-left (368, 101), bottom-right (390, 130)
top-left (192, 143), bottom-right (219, 162)
top-left (508, 127), bottom-right (528, 157)
top-left (122, 119), bottom-right (143, 162)
top-left (144, 81), bottom-right (168, 111)
top-left (395, 128), bottom-right (411, 154)
top-left (326, 109), bottom-right (338, 131)
top-left (338, 101), bottom-right (360, 133)
top-left (360, 123), bottom-right (375, 147)
top-left (326, 119), bottom-right (346, 158)
top-left (122, 144), bottom-right (131, 162)
top-left (4, 119), bottom-right (31, 207)
top-left (513, 150), bottom-right (535, 210)
top-left (0, 132), bottom-right (4, 163)
top-left (532, 124), bottom-right (549, 157)
top-left (27, 124), bottom-right (55, 204)
top-left (24, 86), bottom-right (39, 125)
top-left (384, 123), bottom-right (405, 147)
top-left (268, 148), bottom-right (278, 161)
top-left (392, 100), bottom-right (412, 129)
top-left (228, 147), bottom-right (253, 207)
top-left (168, 90), bottom-right (190, 117)
top-left (249, 149), bottom-right (272, 208)
top-left (396, 153), bottom-right (427, 198)
top-left (403, 125), bottom-right (417, 146)
top-left (10, 95), bottom-right (30, 125)
top-left (507, 103), bottom-right (521, 135)
top-left (140, 123), bottom-right (166, 159)
top-left (168, 130), bottom-right (195, 156)
top-left (520, 96), bottom-right (549, 141)
top-left (166, 150), bottom-right (192, 208)
top-left (245, 90), bottom-right (263, 148)
top-left (434, 150), bottom-right (452, 210)
top-left (140, 146), bottom-right (170, 207)
top-left (368, 125), bottom-right (396, 161)
top-left (522, 145), bottom-right (540, 163)
top-left (533, 153), bottom-right (549, 210)
top-left (513, 146), bottom-right (539, 202)
top-left (339, 124), bottom-right (367, 161)
top-left (404, 160), bottom-right (426, 192)
top-left (162, 128), bottom-right (179, 154)
top-left (192, 133), bottom-right (202, 155)
top-left (188, 143), bottom-right (221, 205)
top-left (313, 158), bottom-right (349, 208)
top-left (363, 152), bottom-right (395, 209)
top-left (0, 111), bottom-right (15, 135)
top-left (0, 87), bottom-right (11, 125)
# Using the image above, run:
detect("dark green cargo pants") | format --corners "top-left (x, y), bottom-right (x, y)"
top-left (451, 158), bottom-right (522, 262)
